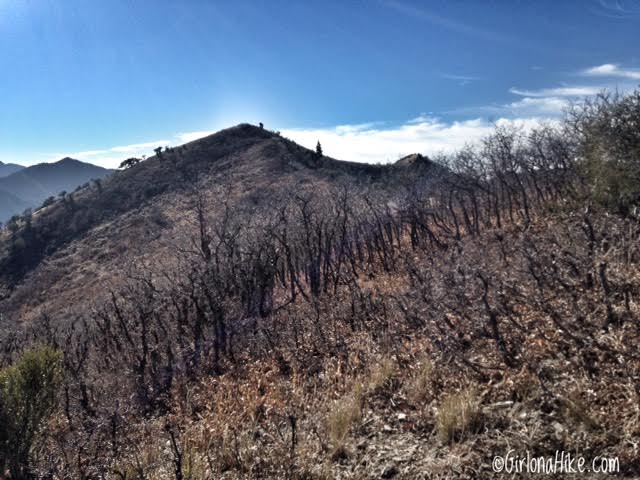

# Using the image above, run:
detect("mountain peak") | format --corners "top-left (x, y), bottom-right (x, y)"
top-left (394, 153), bottom-right (430, 167)
top-left (182, 123), bottom-right (276, 148)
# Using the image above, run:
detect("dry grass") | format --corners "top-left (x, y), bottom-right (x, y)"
top-left (326, 391), bottom-right (363, 461)
top-left (562, 388), bottom-right (600, 431)
top-left (21, 209), bottom-right (640, 478)
top-left (408, 359), bottom-right (435, 405)
top-left (436, 388), bottom-right (484, 444)
top-left (367, 356), bottom-right (395, 394)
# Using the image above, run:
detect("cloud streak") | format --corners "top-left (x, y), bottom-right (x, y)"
top-left (451, 96), bottom-right (571, 118)
top-left (50, 139), bottom-right (170, 168)
top-left (42, 62), bottom-right (628, 169)
top-left (46, 114), bottom-right (557, 169)
top-left (380, 0), bottom-right (512, 44)
top-left (589, 0), bottom-right (640, 19)
top-left (582, 63), bottom-right (640, 80)
top-left (504, 97), bottom-right (569, 116)
top-left (509, 86), bottom-right (603, 97)
top-left (280, 116), bottom-right (553, 164)
top-left (176, 130), bottom-right (215, 143)
top-left (441, 73), bottom-right (481, 85)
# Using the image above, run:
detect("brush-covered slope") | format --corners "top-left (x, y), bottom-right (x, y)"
top-left (0, 124), bottom-right (441, 324)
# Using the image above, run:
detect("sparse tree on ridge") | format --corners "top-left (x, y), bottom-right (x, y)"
top-left (316, 141), bottom-right (323, 157)
top-left (119, 157), bottom-right (141, 169)
top-left (41, 196), bottom-right (56, 208)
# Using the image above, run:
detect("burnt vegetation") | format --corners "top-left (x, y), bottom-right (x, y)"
top-left (0, 91), bottom-right (639, 478)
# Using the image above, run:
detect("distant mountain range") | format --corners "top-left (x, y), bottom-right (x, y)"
top-left (0, 158), bottom-right (113, 223)
top-left (0, 161), bottom-right (25, 178)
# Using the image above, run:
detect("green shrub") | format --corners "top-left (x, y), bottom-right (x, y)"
top-left (0, 346), bottom-right (63, 479)
top-left (572, 91), bottom-right (640, 215)
top-left (584, 157), bottom-right (639, 215)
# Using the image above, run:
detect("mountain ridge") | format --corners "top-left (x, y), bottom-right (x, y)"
top-left (0, 161), bottom-right (25, 178)
top-left (0, 158), bottom-right (113, 223)
top-left (0, 123), bottom-right (443, 323)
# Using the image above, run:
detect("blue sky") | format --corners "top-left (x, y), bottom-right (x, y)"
top-left (1, 0), bottom-right (639, 167)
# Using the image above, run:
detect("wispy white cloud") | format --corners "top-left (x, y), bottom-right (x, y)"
top-left (380, 0), bottom-right (512, 44)
top-left (40, 62), bottom-right (632, 169)
top-left (274, 66), bottom-right (629, 163)
top-left (45, 114), bottom-right (555, 169)
top-left (488, 79), bottom-right (613, 118)
top-left (176, 130), bottom-right (215, 143)
top-left (509, 86), bottom-right (603, 97)
top-left (451, 96), bottom-right (570, 118)
top-left (441, 73), bottom-right (481, 86)
top-left (589, 0), bottom-right (640, 19)
top-left (503, 64), bottom-right (638, 118)
top-left (582, 63), bottom-right (640, 80)
top-left (49, 139), bottom-right (170, 168)
top-left (72, 149), bottom-right (109, 158)
top-left (334, 122), bottom-right (382, 134)
top-left (505, 97), bottom-right (570, 116)
top-left (111, 140), bottom-right (170, 153)
top-left (50, 106), bottom-right (567, 168)
top-left (280, 116), bottom-right (552, 164)
top-left (408, 114), bottom-right (436, 124)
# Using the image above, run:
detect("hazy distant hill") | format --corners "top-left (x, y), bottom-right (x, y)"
top-left (0, 161), bottom-right (25, 178)
top-left (0, 190), bottom-right (30, 223)
top-left (0, 157), bottom-right (113, 222)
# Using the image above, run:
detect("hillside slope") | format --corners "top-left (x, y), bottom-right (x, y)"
top-left (1, 89), bottom-right (639, 478)
top-left (0, 124), bottom-right (442, 324)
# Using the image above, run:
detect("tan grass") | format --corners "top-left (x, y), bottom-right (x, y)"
top-left (436, 388), bottom-right (483, 444)
top-left (562, 388), bottom-right (599, 431)
top-left (408, 359), bottom-right (435, 405)
top-left (367, 356), bottom-right (395, 394)
top-left (326, 391), bottom-right (363, 461)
